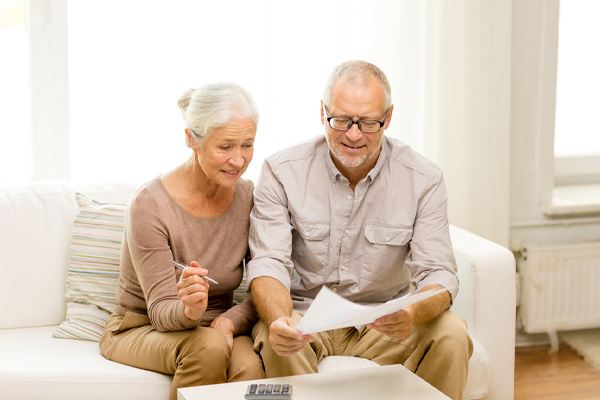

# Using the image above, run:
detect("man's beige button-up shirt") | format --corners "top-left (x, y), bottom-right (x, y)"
top-left (248, 136), bottom-right (458, 312)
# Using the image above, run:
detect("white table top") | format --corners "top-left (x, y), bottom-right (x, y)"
top-left (177, 364), bottom-right (450, 400)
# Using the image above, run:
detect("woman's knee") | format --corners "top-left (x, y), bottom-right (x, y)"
top-left (182, 327), bottom-right (232, 365)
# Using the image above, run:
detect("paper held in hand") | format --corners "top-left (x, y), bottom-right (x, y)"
top-left (296, 286), bottom-right (447, 335)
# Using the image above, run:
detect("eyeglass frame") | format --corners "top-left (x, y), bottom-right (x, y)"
top-left (323, 105), bottom-right (390, 133)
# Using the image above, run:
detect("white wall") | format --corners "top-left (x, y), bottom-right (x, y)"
top-left (423, 0), bottom-right (512, 248)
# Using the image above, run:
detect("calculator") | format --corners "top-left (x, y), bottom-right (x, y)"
top-left (244, 383), bottom-right (292, 399)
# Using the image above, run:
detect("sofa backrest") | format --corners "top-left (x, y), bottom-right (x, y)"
top-left (0, 181), bottom-right (137, 329)
top-left (0, 180), bottom-right (505, 334)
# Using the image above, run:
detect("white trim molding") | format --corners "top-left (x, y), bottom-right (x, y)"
top-left (28, 0), bottom-right (70, 180)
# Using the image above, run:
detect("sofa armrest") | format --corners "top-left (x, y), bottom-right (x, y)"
top-left (449, 225), bottom-right (516, 400)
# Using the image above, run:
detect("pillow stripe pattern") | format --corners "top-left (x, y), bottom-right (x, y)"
top-left (53, 193), bottom-right (126, 341)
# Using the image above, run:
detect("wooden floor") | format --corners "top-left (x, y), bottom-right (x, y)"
top-left (514, 343), bottom-right (600, 400)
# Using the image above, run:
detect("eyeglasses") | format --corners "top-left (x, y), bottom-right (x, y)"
top-left (324, 105), bottom-right (389, 133)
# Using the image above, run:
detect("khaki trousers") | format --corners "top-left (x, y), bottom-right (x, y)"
top-left (100, 312), bottom-right (265, 400)
top-left (252, 310), bottom-right (472, 400)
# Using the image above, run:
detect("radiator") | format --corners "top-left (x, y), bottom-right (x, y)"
top-left (517, 241), bottom-right (600, 350)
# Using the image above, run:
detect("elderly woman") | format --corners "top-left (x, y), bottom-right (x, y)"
top-left (99, 82), bottom-right (264, 400)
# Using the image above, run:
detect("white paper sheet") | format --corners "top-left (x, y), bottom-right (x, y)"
top-left (296, 286), bottom-right (447, 335)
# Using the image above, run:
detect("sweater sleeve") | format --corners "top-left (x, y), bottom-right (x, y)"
top-left (125, 187), bottom-right (199, 332)
top-left (219, 291), bottom-right (258, 336)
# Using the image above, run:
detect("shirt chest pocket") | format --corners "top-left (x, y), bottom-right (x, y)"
top-left (365, 224), bottom-right (412, 245)
top-left (291, 219), bottom-right (330, 274)
top-left (362, 223), bottom-right (412, 281)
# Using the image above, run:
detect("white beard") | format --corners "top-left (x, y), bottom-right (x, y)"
top-left (325, 133), bottom-right (383, 168)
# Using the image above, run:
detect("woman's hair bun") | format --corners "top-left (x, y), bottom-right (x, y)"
top-left (177, 88), bottom-right (196, 115)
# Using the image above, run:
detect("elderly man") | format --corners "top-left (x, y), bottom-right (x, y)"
top-left (247, 60), bottom-right (473, 400)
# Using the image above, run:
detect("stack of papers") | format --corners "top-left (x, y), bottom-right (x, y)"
top-left (296, 286), bottom-right (446, 335)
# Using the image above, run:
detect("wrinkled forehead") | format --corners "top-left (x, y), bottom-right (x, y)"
top-left (328, 76), bottom-right (387, 117)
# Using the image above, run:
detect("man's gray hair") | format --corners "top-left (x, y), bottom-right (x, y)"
top-left (323, 60), bottom-right (392, 111)
top-left (177, 82), bottom-right (259, 143)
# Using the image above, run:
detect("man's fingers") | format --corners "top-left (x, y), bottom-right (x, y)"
top-left (268, 317), bottom-right (314, 356)
top-left (365, 309), bottom-right (413, 340)
top-left (271, 318), bottom-right (303, 339)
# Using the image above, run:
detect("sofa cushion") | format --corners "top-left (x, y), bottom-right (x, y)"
top-left (0, 326), bottom-right (171, 400)
top-left (463, 339), bottom-right (490, 400)
top-left (317, 355), bottom-right (379, 372)
top-left (0, 182), bottom-right (135, 330)
top-left (54, 193), bottom-right (126, 341)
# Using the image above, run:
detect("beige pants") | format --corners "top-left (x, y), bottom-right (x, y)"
top-left (252, 310), bottom-right (472, 400)
top-left (100, 312), bottom-right (265, 400)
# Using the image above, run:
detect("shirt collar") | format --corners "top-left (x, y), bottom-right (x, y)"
top-left (324, 140), bottom-right (343, 183)
top-left (365, 136), bottom-right (389, 185)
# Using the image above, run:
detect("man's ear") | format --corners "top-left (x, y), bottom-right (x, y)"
top-left (320, 100), bottom-right (325, 125)
top-left (384, 104), bottom-right (394, 130)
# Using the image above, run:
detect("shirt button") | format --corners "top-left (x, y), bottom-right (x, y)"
top-left (305, 232), bottom-right (311, 237)
top-left (332, 287), bottom-right (338, 292)
top-left (347, 195), bottom-right (352, 200)
top-left (385, 236), bottom-right (390, 241)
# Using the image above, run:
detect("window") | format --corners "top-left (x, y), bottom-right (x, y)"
top-left (0, 0), bottom-right (31, 183)
top-left (554, 0), bottom-right (600, 185)
top-left (541, 0), bottom-right (600, 217)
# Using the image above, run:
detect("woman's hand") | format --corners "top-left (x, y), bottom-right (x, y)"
top-left (176, 261), bottom-right (210, 321)
top-left (210, 316), bottom-right (235, 349)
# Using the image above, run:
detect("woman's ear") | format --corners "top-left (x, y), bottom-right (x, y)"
top-left (185, 129), bottom-right (196, 149)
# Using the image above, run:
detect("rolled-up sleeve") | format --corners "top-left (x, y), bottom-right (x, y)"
top-left (406, 170), bottom-right (459, 302)
top-left (247, 160), bottom-right (295, 291)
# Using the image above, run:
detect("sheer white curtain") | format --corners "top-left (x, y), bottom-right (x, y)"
top-left (13, 0), bottom-right (510, 245)
top-left (66, 0), bottom-right (427, 184)
top-left (422, 0), bottom-right (512, 247)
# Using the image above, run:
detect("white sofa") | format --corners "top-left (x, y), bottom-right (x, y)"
top-left (0, 181), bottom-right (516, 400)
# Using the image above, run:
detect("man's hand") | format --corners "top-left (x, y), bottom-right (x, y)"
top-left (366, 307), bottom-right (414, 339)
top-left (367, 286), bottom-right (451, 339)
top-left (269, 316), bottom-right (314, 356)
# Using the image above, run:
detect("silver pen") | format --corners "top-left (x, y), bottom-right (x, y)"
top-left (169, 260), bottom-right (219, 284)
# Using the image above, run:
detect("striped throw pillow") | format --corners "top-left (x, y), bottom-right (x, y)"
top-left (53, 193), bottom-right (126, 341)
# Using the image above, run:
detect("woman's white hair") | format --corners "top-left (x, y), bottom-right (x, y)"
top-left (177, 82), bottom-right (259, 144)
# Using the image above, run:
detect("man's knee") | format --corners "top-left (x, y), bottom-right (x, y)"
top-left (229, 336), bottom-right (265, 382)
top-left (251, 319), bottom-right (270, 354)
top-left (250, 316), bottom-right (319, 377)
top-left (428, 311), bottom-right (473, 357)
